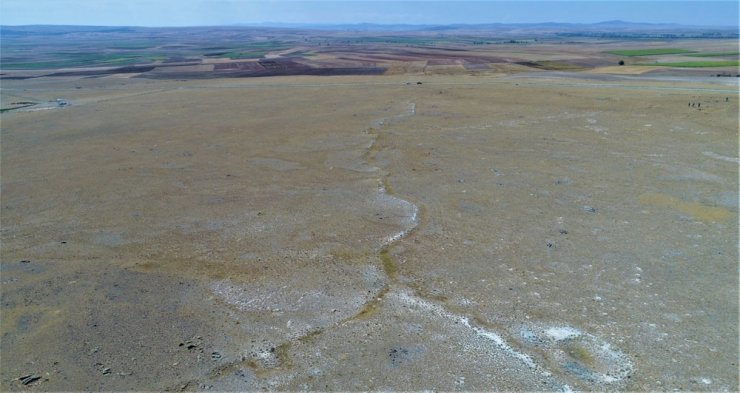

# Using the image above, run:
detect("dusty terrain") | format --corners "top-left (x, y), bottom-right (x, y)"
top-left (1, 41), bottom-right (739, 391)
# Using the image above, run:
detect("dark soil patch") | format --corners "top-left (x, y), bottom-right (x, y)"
top-left (214, 62), bottom-right (264, 71)
top-left (515, 61), bottom-right (583, 70)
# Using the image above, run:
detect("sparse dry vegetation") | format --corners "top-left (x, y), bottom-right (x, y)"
top-left (1, 24), bottom-right (738, 392)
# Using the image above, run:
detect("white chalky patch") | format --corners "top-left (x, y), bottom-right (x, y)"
top-left (703, 151), bottom-right (740, 163)
top-left (394, 291), bottom-right (537, 369)
top-left (544, 326), bottom-right (582, 341)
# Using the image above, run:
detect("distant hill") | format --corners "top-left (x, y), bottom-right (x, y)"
top-left (1, 21), bottom-right (736, 40)
top-left (236, 20), bottom-right (737, 33)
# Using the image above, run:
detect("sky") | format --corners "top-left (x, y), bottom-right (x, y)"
top-left (1, 1), bottom-right (738, 27)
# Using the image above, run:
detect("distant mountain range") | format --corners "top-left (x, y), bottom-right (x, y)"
top-left (236, 20), bottom-right (736, 31)
top-left (1, 20), bottom-right (736, 35)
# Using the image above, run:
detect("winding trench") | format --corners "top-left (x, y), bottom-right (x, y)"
top-left (356, 104), bottom-right (543, 368)
top-left (181, 102), bottom-right (425, 389)
top-left (194, 100), bottom-right (633, 390)
top-left (340, 100), bottom-right (633, 389)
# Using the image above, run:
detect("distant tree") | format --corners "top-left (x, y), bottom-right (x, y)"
top-left (618, 60), bottom-right (625, 66)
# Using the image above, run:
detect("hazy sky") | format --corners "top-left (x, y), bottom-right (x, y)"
top-left (1, 1), bottom-right (738, 27)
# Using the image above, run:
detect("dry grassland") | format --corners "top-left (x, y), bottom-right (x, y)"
top-left (1, 71), bottom-right (738, 391)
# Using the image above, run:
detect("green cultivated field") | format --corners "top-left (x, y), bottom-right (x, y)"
top-left (1, 54), bottom-right (167, 70)
top-left (685, 51), bottom-right (740, 57)
top-left (638, 60), bottom-right (740, 67)
top-left (230, 51), bottom-right (268, 59)
top-left (608, 48), bottom-right (695, 56)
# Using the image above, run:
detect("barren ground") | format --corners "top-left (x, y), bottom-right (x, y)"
top-left (1, 68), bottom-right (738, 391)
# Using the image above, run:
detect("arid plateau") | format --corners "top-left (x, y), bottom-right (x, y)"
top-left (1, 26), bottom-right (738, 391)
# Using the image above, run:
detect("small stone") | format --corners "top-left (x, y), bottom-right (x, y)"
top-left (20, 260), bottom-right (30, 264)
top-left (19, 375), bottom-right (41, 385)
top-left (583, 206), bottom-right (597, 213)
top-left (211, 352), bottom-right (222, 360)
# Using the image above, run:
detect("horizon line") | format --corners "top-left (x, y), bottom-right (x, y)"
top-left (2, 19), bottom-right (738, 29)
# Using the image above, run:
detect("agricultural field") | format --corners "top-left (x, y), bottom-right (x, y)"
top-left (686, 51), bottom-right (740, 57)
top-left (607, 48), bottom-right (696, 56)
top-left (1, 24), bottom-right (738, 392)
top-left (638, 60), bottom-right (740, 68)
top-left (2, 25), bottom-right (739, 81)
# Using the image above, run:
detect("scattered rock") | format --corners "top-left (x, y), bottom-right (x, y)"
top-left (211, 351), bottom-right (222, 360)
top-left (559, 229), bottom-right (568, 235)
top-left (690, 377), bottom-right (712, 385)
top-left (388, 347), bottom-right (412, 367)
top-left (583, 205), bottom-right (597, 213)
top-left (179, 336), bottom-right (204, 352)
top-left (19, 260), bottom-right (30, 263)
top-left (19, 375), bottom-right (41, 385)
top-left (95, 363), bottom-right (112, 375)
